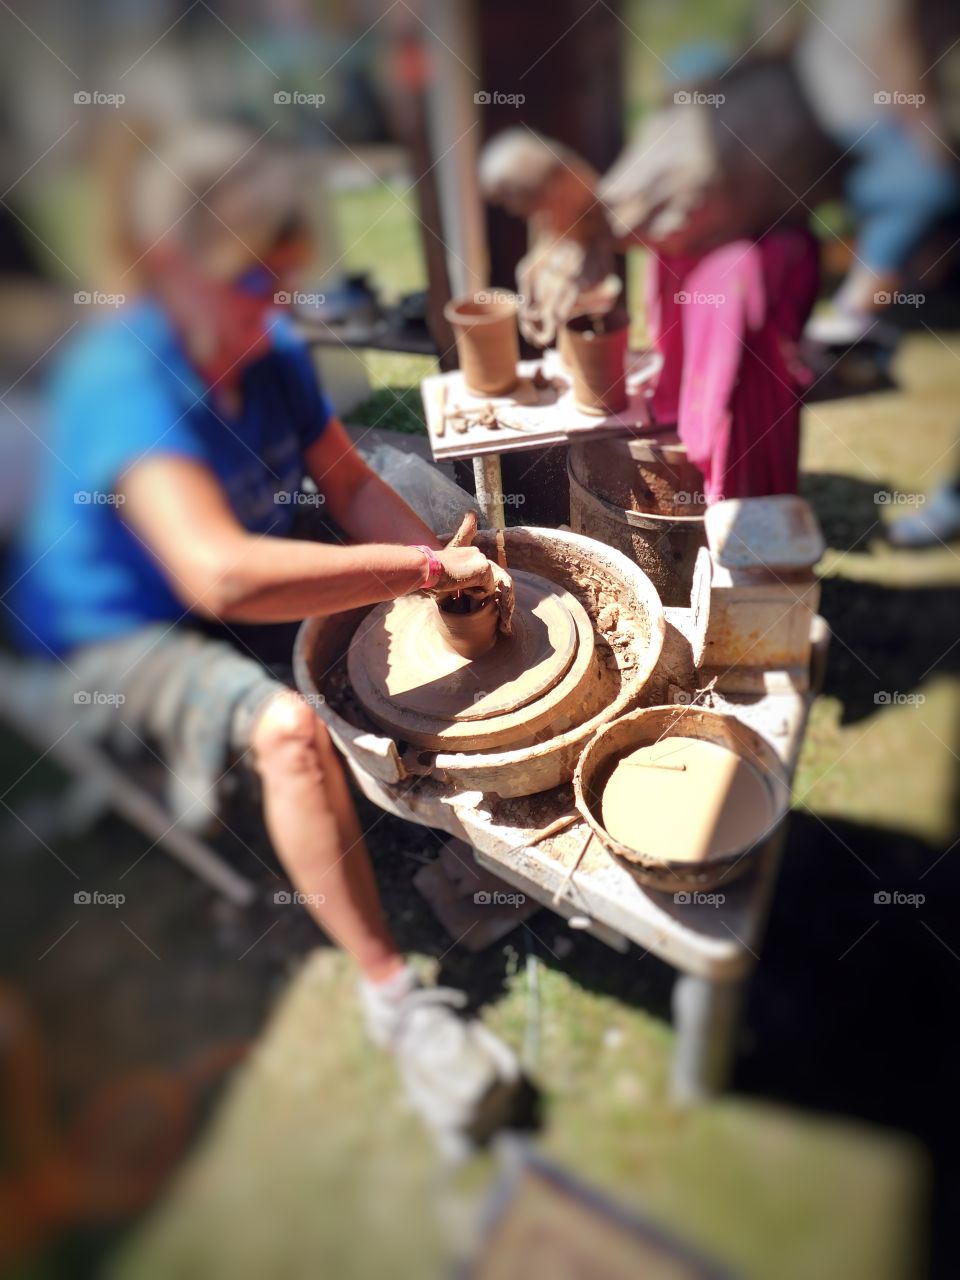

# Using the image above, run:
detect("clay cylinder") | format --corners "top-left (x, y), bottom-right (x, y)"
top-left (563, 312), bottom-right (629, 416)
top-left (435, 594), bottom-right (498, 659)
top-left (444, 294), bottom-right (519, 396)
top-left (556, 305), bottom-right (589, 369)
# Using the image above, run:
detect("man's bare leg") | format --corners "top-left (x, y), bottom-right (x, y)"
top-left (249, 688), bottom-right (520, 1154)
top-left (250, 689), bottom-right (403, 984)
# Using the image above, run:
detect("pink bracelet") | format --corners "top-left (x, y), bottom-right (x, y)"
top-left (410, 544), bottom-right (442, 589)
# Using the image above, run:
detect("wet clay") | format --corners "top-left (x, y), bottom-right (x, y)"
top-left (444, 295), bottom-right (519, 396)
top-left (600, 736), bottom-right (774, 863)
top-left (435, 592), bottom-right (498, 659)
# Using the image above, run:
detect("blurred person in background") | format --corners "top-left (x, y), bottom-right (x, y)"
top-left (783, 0), bottom-right (960, 349)
top-left (785, 0), bottom-right (960, 536)
top-left (480, 54), bottom-right (829, 502)
top-left (887, 445), bottom-right (960, 546)
top-left (478, 129), bottom-right (621, 348)
top-left (5, 122), bottom-right (519, 1155)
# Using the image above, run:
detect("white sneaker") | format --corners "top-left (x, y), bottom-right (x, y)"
top-left (804, 305), bottom-right (898, 350)
top-left (887, 483), bottom-right (960, 549)
top-left (361, 971), bottom-right (521, 1158)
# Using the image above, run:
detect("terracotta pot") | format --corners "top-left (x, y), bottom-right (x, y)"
top-left (435, 593), bottom-right (498, 659)
top-left (563, 311), bottom-right (629, 416)
top-left (556, 305), bottom-right (589, 370)
top-left (444, 294), bottom-right (519, 396)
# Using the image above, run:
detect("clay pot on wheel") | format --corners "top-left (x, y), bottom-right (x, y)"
top-left (444, 294), bottom-right (519, 396)
top-left (563, 309), bottom-right (629, 416)
top-left (435, 592), bottom-right (498, 659)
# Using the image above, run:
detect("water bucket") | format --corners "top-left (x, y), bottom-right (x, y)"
top-left (574, 705), bottom-right (790, 891)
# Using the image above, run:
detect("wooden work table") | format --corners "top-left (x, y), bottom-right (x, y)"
top-left (326, 604), bottom-right (828, 1104)
top-left (421, 348), bottom-right (663, 527)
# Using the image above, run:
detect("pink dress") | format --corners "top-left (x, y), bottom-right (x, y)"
top-left (646, 230), bottom-right (819, 502)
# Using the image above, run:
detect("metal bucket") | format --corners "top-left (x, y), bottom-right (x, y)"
top-left (569, 434), bottom-right (705, 516)
top-left (567, 449), bottom-right (705, 607)
top-left (573, 705), bottom-right (791, 891)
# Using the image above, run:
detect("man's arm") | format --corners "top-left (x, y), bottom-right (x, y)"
top-left (305, 416), bottom-right (443, 548)
top-left (117, 454), bottom-right (490, 623)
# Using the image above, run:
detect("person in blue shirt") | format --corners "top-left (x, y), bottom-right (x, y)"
top-left (8, 123), bottom-right (518, 1150)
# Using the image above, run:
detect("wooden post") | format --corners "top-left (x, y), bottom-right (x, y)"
top-left (472, 0), bottom-right (626, 526)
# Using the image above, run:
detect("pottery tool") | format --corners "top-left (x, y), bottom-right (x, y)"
top-left (504, 812), bottom-right (580, 857)
top-left (621, 759), bottom-right (687, 772)
top-left (427, 381), bottom-right (447, 439)
top-left (551, 825), bottom-right (594, 905)
top-left (495, 529), bottom-right (507, 571)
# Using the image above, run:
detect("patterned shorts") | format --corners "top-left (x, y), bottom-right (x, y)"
top-left (18, 623), bottom-right (289, 831)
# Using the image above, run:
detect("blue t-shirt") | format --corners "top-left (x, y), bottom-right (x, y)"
top-left (8, 300), bottom-right (332, 656)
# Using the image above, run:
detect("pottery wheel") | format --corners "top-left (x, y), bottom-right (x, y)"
top-left (351, 571), bottom-right (575, 721)
top-left (347, 571), bottom-right (597, 751)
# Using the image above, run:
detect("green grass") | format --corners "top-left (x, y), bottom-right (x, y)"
top-left (347, 353), bottom-right (434, 436)
top-left (794, 332), bottom-right (960, 845)
top-left (112, 952), bottom-right (920, 1280)
top-left (329, 182), bottom-right (429, 302)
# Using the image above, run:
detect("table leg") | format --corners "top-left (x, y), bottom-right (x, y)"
top-left (670, 973), bottom-right (743, 1104)
top-left (473, 453), bottom-right (506, 530)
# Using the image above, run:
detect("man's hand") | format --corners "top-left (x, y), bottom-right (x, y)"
top-left (428, 513), bottom-right (515, 634)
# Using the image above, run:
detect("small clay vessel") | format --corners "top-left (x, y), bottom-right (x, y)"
top-left (444, 294), bottom-right (519, 396)
top-left (563, 309), bottom-right (629, 416)
top-left (435, 592), bottom-right (498, 659)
